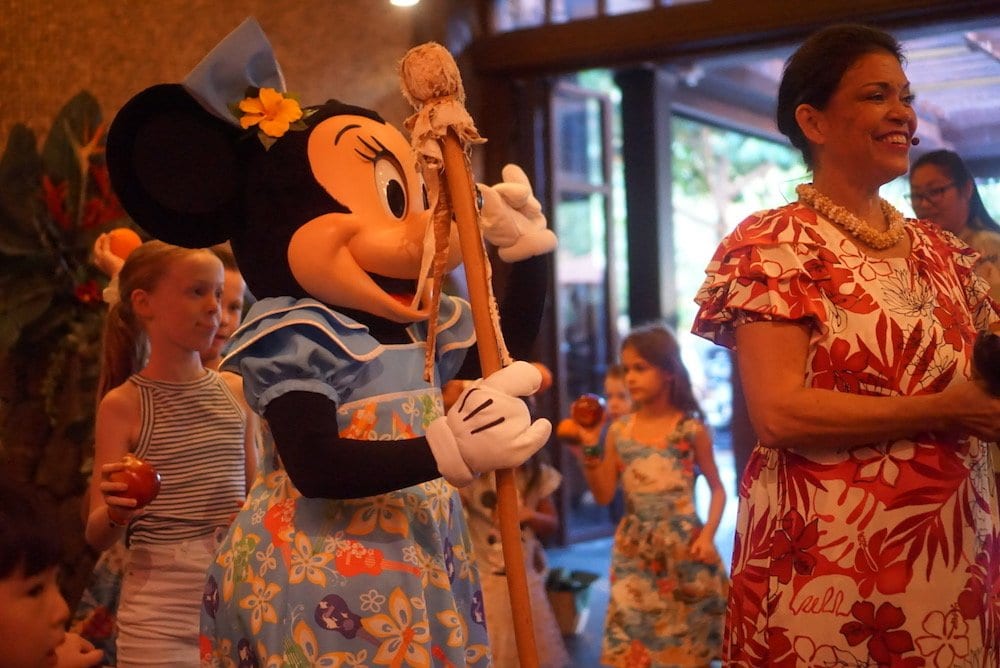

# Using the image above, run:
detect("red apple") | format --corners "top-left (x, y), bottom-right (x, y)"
top-left (109, 454), bottom-right (161, 508)
top-left (571, 393), bottom-right (606, 428)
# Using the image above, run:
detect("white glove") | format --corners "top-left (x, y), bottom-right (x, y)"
top-left (478, 164), bottom-right (558, 263)
top-left (426, 361), bottom-right (552, 487)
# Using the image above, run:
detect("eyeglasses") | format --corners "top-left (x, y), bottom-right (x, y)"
top-left (906, 183), bottom-right (956, 206)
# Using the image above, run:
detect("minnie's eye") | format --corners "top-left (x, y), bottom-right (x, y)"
top-left (421, 179), bottom-right (430, 211)
top-left (374, 158), bottom-right (407, 219)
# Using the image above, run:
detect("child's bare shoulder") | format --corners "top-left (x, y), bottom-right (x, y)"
top-left (99, 380), bottom-right (141, 416)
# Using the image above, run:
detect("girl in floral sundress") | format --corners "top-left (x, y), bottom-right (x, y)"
top-left (579, 323), bottom-right (728, 667)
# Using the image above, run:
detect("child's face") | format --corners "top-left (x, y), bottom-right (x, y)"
top-left (0, 565), bottom-right (69, 668)
top-left (604, 376), bottom-right (632, 419)
top-left (138, 253), bottom-right (225, 355)
top-left (202, 268), bottom-right (246, 364)
top-left (621, 345), bottom-right (670, 406)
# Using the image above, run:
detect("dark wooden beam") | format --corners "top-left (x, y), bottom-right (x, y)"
top-left (470, 0), bottom-right (998, 76)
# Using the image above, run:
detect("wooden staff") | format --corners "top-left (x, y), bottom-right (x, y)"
top-left (400, 44), bottom-right (540, 667)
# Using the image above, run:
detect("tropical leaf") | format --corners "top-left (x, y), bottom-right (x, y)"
top-left (41, 91), bottom-right (103, 227)
top-left (0, 271), bottom-right (55, 357)
top-left (0, 124), bottom-right (44, 256)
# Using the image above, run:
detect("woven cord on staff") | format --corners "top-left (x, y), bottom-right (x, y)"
top-left (400, 50), bottom-right (510, 378)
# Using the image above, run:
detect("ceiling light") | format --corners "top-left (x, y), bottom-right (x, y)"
top-left (391, 0), bottom-right (419, 6)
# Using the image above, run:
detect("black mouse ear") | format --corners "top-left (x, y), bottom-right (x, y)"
top-left (107, 83), bottom-right (245, 248)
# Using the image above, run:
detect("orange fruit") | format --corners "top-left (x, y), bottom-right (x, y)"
top-left (108, 228), bottom-right (142, 260)
top-left (531, 362), bottom-right (553, 394)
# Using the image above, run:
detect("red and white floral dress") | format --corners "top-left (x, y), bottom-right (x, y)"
top-left (692, 202), bottom-right (1000, 668)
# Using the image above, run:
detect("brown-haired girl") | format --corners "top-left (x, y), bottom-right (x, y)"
top-left (580, 323), bottom-right (728, 667)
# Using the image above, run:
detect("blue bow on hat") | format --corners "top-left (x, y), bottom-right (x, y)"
top-left (182, 16), bottom-right (286, 125)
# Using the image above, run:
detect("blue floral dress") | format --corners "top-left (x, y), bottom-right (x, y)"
top-left (602, 414), bottom-right (728, 667)
top-left (200, 295), bottom-right (491, 667)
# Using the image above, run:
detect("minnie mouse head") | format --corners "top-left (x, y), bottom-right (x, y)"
top-left (106, 19), bottom-right (460, 324)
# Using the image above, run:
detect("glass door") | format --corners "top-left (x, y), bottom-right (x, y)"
top-left (549, 81), bottom-right (620, 542)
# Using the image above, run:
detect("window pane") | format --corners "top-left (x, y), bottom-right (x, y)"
top-left (555, 191), bottom-right (609, 399)
top-left (553, 96), bottom-right (605, 185)
top-left (606, 0), bottom-right (653, 15)
top-left (492, 0), bottom-right (546, 31)
top-left (671, 115), bottom-right (803, 431)
top-left (551, 0), bottom-right (598, 23)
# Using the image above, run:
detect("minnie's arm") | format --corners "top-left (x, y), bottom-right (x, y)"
top-left (266, 361), bottom-right (550, 499)
top-left (265, 392), bottom-right (440, 498)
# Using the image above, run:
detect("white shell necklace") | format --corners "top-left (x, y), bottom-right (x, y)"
top-left (796, 183), bottom-right (905, 250)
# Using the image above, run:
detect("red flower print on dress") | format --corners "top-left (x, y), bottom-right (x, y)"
top-left (931, 293), bottom-right (971, 352)
top-left (263, 499), bottom-right (295, 568)
top-left (914, 609), bottom-right (970, 667)
top-left (853, 529), bottom-right (912, 597)
top-left (957, 534), bottom-right (1000, 636)
top-left (841, 600), bottom-right (915, 664)
top-left (806, 247), bottom-right (881, 315)
top-left (811, 336), bottom-right (872, 393)
top-left (770, 509), bottom-right (819, 584)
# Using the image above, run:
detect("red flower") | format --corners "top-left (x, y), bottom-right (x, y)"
top-left (853, 529), bottom-right (912, 597)
top-left (957, 534), bottom-right (1000, 635)
top-left (840, 600), bottom-right (915, 663)
top-left (931, 295), bottom-right (970, 352)
top-left (74, 280), bottom-right (101, 305)
top-left (770, 509), bottom-right (819, 584)
top-left (41, 175), bottom-right (71, 229)
top-left (811, 336), bottom-right (871, 392)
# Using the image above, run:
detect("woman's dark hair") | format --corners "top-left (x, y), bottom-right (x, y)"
top-left (777, 24), bottom-right (904, 168)
top-left (911, 149), bottom-right (1000, 233)
top-left (622, 323), bottom-right (703, 421)
top-left (0, 476), bottom-right (62, 578)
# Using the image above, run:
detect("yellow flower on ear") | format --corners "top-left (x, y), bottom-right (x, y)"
top-left (238, 88), bottom-right (303, 138)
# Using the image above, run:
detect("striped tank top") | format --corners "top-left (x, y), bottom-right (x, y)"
top-left (126, 370), bottom-right (246, 546)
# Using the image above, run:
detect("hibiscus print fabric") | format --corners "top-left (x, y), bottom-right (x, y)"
top-left (601, 415), bottom-right (729, 667)
top-left (200, 297), bottom-right (490, 667)
top-left (693, 203), bottom-right (1000, 667)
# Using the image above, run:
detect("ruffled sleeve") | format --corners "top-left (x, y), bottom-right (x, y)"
top-left (692, 204), bottom-right (835, 349)
top-left (219, 298), bottom-right (378, 415)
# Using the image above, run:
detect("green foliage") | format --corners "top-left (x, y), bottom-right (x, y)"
top-left (672, 115), bottom-right (802, 201)
top-left (0, 91), bottom-right (135, 428)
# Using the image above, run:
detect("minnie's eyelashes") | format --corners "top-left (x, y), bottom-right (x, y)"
top-left (355, 135), bottom-right (392, 162)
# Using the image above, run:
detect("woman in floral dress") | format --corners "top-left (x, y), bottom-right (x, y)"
top-left (692, 24), bottom-right (1000, 667)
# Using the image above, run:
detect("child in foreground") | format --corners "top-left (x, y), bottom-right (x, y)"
top-left (0, 475), bottom-right (104, 668)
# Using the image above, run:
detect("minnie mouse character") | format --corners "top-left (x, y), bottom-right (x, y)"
top-left (106, 19), bottom-right (555, 666)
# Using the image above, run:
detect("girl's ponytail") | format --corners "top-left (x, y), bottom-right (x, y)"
top-left (96, 299), bottom-right (145, 404)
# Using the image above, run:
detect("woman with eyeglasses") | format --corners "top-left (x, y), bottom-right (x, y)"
top-left (909, 149), bottom-right (1000, 300)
